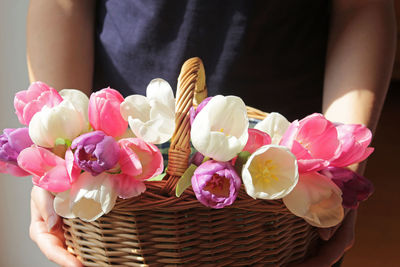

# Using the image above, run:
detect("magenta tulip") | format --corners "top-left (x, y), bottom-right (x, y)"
top-left (280, 113), bottom-right (340, 173)
top-left (321, 167), bottom-right (374, 209)
top-left (192, 160), bottom-right (241, 209)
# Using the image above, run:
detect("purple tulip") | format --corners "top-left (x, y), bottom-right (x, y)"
top-left (71, 131), bottom-right (120, 176)
top-left (191, 160), bottom-right (241, 209)
top-left (0, 128), bottom-right (33, 164)
top-left (189, 97), bottom-right (212, 125)
top-left (321, 166), bottom-right (374, 209)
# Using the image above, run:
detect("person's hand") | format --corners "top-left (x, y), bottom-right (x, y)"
top-left (293, 209), bottom-right (357, 267)
top-left (30, 186), bottom-right (83, 267)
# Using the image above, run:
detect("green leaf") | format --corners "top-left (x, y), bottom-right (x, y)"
top-left (55, 138), bottom-right (66, 146)
top-left (176, 164), bottom-right (198, 197)
top-left (55, 138), bottom-right (72, 147)
top-left (65, 139), bottom-right (72, 147)
top-left (148, 172), bottom-right (167, 181)
top-left (202, 156), bottom-right (210, 164)
top-left (234, 151), bottom-right (251, 174)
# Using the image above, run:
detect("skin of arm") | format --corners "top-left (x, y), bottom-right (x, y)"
top-left (298, 1), bottom-right (396, 266)
top-left (27, 1), bottom-right (95, 266)
top-left (27, 0), bottom-right (95, 95)
top-left (323, 0), bottom-right (396, 136)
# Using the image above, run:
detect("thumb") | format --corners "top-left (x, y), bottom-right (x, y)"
top-left (31, 186), bottom-right (60, 232)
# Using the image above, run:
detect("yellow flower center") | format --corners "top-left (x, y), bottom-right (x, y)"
top-left (250, 159), bottom-right (279, 187)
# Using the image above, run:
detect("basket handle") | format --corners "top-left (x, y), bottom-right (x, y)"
top-left (162, 57), bottom-right (207, 195)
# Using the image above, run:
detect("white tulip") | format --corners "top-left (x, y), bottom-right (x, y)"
top-left (283, 172), bottom-right (344, 228)
top-left (59, 89), bottom-right (90, 132)
top-left (120, 78), bottom-right (175, 144)
top-left (29, 100), bottom-right (86, 147)
top-left (242, 145), bottom-right (298, 200)
top-left (53, 190), bottom-right (74, 219)
top-left (54, 172), bottom-right (118, 222)
top-left (254, 112), bottom-right (290, 145)
top-left (191, 95), bottom-right (248, 162)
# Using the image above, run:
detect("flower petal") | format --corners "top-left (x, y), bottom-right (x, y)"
top-left (120, 95), bottom-right (151, 122)
top-left (118, 138), bottom-right (163, 180)
top-left (242, 145), bottom-right (298, 200)
top-left (255, 112), bottom-right (290, 145)
top-left (243, 128), bottom-right (271, 154)
top-left (283, 172), bottom-right (344, 228)
top-left (191, 95), bottom-right (248, 161)
top-left (146, 78), bottom-right (175, 111)
top-left (29, 101), bottom-right (86, 148)
top-left (18, 146), bottom-right (73, 192)
top-left (111, 173), bottom-right (146, 199)
top-left (321, 167), bottom-right (374, 209)
top-left (53, 190), bottom-right (75, 219)
top-left (59, 89), bottom-right (90, 132)
top-left (128, 116), bottom-right (174, 144)
top-left (0, 161), bottom-right (30, 176)
top-left (69, 172), bottom-right (118, 222)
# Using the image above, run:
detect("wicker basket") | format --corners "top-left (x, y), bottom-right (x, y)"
top-left (63, 58), bottom-right (320, 266)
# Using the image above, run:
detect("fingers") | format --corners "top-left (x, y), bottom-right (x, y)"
top-left (30, 221), bottom-right (83, 266)
top-left (35, 233), bottom-right (83, 267)
top-left (30, 188), bottom-right (83, 267)
top-left (31, 186), bottom-right (60, 232)
top-left (296, 210), bottom-right (357, 267)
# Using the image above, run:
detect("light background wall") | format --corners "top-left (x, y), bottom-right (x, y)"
top-left (0, 1), bottom-right (56, 266)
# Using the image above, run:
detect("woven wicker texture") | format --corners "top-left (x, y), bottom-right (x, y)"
top-left (63, 57), bottom-right (319, 266)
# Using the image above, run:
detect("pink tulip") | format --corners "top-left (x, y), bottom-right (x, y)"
top-left (329, 124), bottom-right (374, 167)
top-left (243, 129), bottom-right (271, 154)
top-left (14, 81), bottom-right (63, 125)
top-left (110, 173), bottom-right (147, 199)
top-left (280, 113), bottom-right (340, 173)
top-left (112, 138), bottom-right (163, 198)
top-left (231, 128), bottom-right (271, 165)
top-left (118, 138), bottom-right (163, 180)
top-left (17, 146), bottom-right (80, 192)
top-left (0, 161), bottom-right (30, 177)
top-left (88, 88), bottom-right (128, 137)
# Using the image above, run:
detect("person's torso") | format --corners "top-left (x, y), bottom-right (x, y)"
top-left (93, 0), bottom-right (331, 120)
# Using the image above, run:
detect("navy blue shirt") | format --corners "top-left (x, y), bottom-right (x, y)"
top-left (93, 0), bottom-right (331, 121)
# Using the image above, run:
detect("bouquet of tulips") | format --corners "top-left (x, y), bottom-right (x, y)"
top-left (0, 79), bottom-right (374, 228)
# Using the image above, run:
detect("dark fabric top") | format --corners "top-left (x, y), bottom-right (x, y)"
top-left (93, 0), bottom-right (331, 121)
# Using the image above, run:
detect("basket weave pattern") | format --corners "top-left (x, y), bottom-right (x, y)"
top-left (63, 58), bottom-right (319, 266)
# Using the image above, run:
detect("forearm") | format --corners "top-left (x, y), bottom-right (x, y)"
top-left (323, 0), bottom-right (396, 133)
top-left (27, 0), bottom-right (95, 95)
